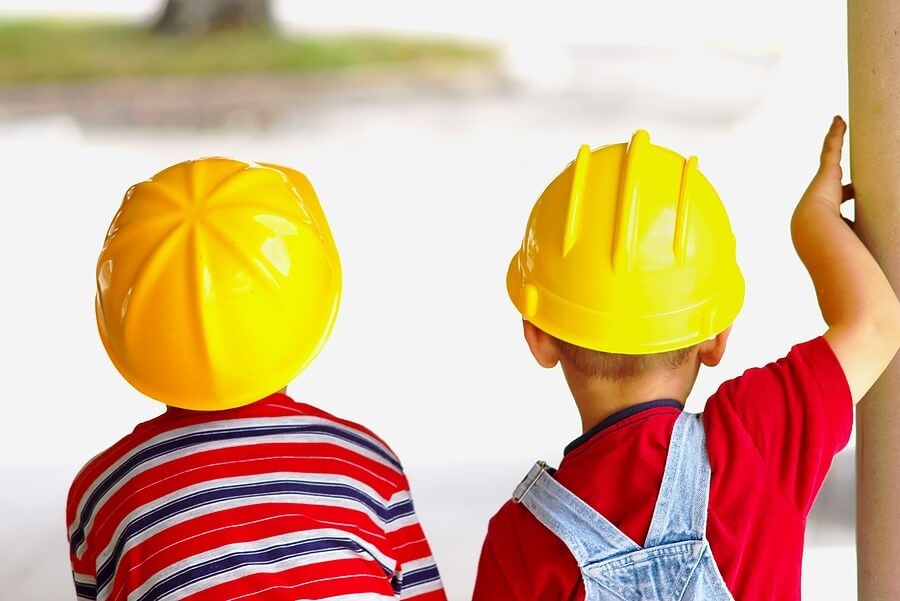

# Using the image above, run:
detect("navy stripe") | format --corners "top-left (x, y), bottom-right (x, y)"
top-left (96, 479), bottom-right (414, 591)
top-left (400, 564), bottom-right (442, 590)
top-left (74, 581), bottom-right (97, 599)
top-left (71, 421), bottom-right (400, 555)
top-left (137, 536), bottom-right (392, 601)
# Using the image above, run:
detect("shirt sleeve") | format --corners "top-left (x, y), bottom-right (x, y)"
top-left (68, 509), bottom-right (97, 599)
top-left (472, 530), bottom-right (519, 601)
top-left (70, 567), bottom-right (97, 601)
top-left (389, 473), bottom-right (447, 601)
top-left (704, 336), bottom-right (853, 515)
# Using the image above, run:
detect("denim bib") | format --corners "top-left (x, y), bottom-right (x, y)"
top-left (513, 412), bottom-right (734, 600)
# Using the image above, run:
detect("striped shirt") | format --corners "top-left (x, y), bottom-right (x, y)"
top-left (66, 394), bottom-right (446, 601)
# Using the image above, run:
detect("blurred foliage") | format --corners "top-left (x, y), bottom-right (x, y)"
top-left (0, 20), bottom-right (496, 84)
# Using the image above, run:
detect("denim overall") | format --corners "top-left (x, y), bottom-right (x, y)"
top-left (512, 412), bottom-right (734, 600)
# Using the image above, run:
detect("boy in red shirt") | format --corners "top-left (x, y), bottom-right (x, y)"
top-left (472, 118), bottom-right (900, 600)
top-left (67, 158), bottom-right (446, 601)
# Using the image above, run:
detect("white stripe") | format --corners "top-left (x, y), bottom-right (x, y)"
top-left (73, 571), bottom-right (98, 601)
top-left (399, 556), bottom-right (437, 573)
top-left (72, 414), bottom-right (400, 533)
top-left (231, 577), bottom-right (396, 601)
top-left (245, 589), bottom-right (393, 601)
top-left (387, 487), bottom-right (411, 506)
top-left (95, 473), bottom-right (401, 585)
top-left (96, 491), bottom-right (396, 580)
top-left (381, 488), bottom-right (421, 532)
top-left (132, 512), bottom-right (385, 577)
top-left (384, 512), bottom-right (421, 533)
top-left (126, 529), bottom-right (397, 601)
top-left (71, 415), bottom-right (402, 556)
top-left (393, 533), bottom-right (431, 554)
top-left (90, 456), bottom-right (400, 543)
top-left (72, 572), bottom-right (96, 585)
top-left (397, 556), bottom-right (443, 599)
top-left (325, 594), bottom-right (397, 601)
top-left (273, 403), bottom-right (402, 466)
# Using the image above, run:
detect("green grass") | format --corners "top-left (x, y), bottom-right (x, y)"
top-left (0, 20), bottom-right (496, 84)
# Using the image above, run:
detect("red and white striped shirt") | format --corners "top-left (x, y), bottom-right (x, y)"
top-left (66, 394), bottom-right (446, 601)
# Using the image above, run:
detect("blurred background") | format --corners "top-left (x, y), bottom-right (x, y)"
top-left (0, 0), bottom-right (857, 599)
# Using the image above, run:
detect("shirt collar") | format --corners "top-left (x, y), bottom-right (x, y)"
top-left (564, 399), bottom-right (683, 456)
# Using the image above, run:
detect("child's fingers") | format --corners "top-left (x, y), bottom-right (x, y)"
top-left (819, 116), bottom-right (846, 171)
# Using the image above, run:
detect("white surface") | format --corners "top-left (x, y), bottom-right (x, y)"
top-left (0, 1), bottom-right (859, 599)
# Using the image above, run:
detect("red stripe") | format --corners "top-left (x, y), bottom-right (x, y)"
top-left (67, 395), bottom-right (446, 601)
top-left (119, 502), bottom-right (396, 580)
top-left (184, 558), bottom-right (395, 600)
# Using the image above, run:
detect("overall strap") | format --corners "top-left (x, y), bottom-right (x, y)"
top-left (512, 462), bottom-right (640, 565)
top-left (644, 411), bottom-right (712, 547)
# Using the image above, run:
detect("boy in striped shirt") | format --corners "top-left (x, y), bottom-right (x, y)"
top-left (67, 158), bottom-right (446, 601)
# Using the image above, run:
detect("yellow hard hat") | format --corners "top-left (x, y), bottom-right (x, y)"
top-left (95, 157), bottom-right (341, 410)
top-left (507, 130), bottom-right (744, 354)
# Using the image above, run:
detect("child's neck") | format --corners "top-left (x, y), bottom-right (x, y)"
top-left (561, 362), bottom-right (699, 434)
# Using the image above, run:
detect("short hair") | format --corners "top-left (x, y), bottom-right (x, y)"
top-left (553, 337), bottom-right (696, 381)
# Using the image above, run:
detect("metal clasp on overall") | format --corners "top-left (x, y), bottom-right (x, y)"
top-left (512, 460), bottom-right (551, 503)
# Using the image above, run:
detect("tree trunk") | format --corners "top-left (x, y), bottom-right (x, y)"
top-left (154, 0), bottom-right (273, 34)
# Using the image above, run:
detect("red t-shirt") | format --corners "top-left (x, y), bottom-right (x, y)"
top-left (472, 337), bottom-right (852, 600)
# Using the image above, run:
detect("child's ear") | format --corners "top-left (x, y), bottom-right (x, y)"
top-left (523, 320), bottom-right (561, 369)
top-left (698, 326), bottom-right (732, 367)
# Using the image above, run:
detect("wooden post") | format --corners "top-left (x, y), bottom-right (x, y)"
top-left (848, 1), bottom-right (900, 599)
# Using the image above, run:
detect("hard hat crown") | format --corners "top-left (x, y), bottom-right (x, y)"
top-left (96, 157), bottom-right (341, 409)
top-left (507, 131), bottom-right (744, 354)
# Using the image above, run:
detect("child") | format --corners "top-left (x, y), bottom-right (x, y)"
top-left (472, 118), bottom-right (900, 600)
top-left (67, 158), bottom-right (446, 601)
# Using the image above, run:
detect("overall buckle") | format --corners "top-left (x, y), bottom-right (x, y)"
top-left (512, 460), bottom-right (551, 503)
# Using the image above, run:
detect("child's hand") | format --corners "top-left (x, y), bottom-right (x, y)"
top-left (797, 116), bottom-right (854, 218)
top-left (792, 116), bottom-right (900, 404)
top-left (796, 116), bottom-right (858, 232)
